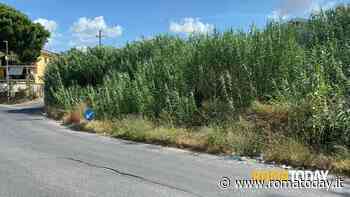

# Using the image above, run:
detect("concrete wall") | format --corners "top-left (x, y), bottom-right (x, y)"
top-left (0, 83), bottom-right (43, 98)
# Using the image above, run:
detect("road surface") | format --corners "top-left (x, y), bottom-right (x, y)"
top-left (0, 101), bottom-right (349, 197)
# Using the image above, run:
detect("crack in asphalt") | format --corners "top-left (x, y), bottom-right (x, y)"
top-left (63, 157), bottom-right (204, 197)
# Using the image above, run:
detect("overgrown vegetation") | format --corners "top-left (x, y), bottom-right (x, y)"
top-left (45, 5), bottom-right (350, 175)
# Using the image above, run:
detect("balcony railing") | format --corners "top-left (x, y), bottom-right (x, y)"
top-left (0, 65), bottom-right (36, 82)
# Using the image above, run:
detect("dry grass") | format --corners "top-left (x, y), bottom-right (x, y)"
top-left (263, 136), bottom-right (315, 167)
top-left (47, 103), bottom-right (350, 177)
top-left (332, 160), bottom-right (350, 176)
top-left (175, 130), bottom-right (209, 151)
top-left (83, 121), bottom-right (114, 134)
top-left (46, 106), bottom-right (66, 120)
top-left (249, 101), bottom-right (290, 133)
top-left (64, 115), bottom-right (262, 155)
top-left (263, 136), bottom-right (350, 176)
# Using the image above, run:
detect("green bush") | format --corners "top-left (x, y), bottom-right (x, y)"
top-left (45, 5), bottom-right (350, 151)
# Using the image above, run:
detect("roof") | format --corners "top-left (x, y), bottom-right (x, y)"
top-left (41, 49), bottom-right (59, 56)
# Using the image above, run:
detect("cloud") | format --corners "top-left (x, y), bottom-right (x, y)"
top-left (280, 0), bottom-right (314, 15)
top-left (310, 0), bottom-right (338, 12)
top-left (268, 10), bottom-right (290, 21)
top-left (34, 18), bottom-right (58, 35)
top-left (76, 45), bottom-right (88, 52)
top-left (268, 0), bottom-right (339, 20)
top-left (170, 18), bottom-right (214, 34)
top-left (34, 18), bottom-right (60, 50)
top-left (70, 16), bottom-right (123, 46)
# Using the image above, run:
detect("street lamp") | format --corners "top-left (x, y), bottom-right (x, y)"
top-left (3, 41), bottom-right (9, 102)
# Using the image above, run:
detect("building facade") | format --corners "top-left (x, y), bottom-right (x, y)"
top-left (0, 50), bottom-right (56, 84)
top-left (0, 50), bottom-right (56, 96)
top-left (34, 50), bottom-right (56, 84)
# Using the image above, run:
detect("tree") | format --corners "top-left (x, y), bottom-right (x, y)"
top-left (0, 3), bottom-right (50, 64)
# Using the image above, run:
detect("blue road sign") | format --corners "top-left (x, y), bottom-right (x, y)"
top-left (84, 108), bottom-right (95, 121)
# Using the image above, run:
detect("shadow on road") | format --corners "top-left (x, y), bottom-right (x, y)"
top-left (6, 106), bottom-right (44, 116)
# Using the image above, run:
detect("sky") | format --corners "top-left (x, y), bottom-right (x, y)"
top-left (1, 0), bottom-right (349, 52)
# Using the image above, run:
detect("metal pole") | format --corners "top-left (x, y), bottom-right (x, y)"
top-left (98, 30), bottom-right (102, 47)
top-left (3, 41), bottom-right (9, 102)
top-left (96, 30), bottom-right (105, 47)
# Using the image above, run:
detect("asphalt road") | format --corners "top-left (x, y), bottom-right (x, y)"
top-left (0, 101), bottom-right (349, 197)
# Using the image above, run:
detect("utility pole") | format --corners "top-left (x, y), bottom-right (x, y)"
top-left (3, 41), bottom-right (9, 102)
top-left (96, 30), bottom-right (105, 47)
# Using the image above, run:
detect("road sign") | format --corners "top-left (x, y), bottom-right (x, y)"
top-left (84, 108), bottom-right (95, 121)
